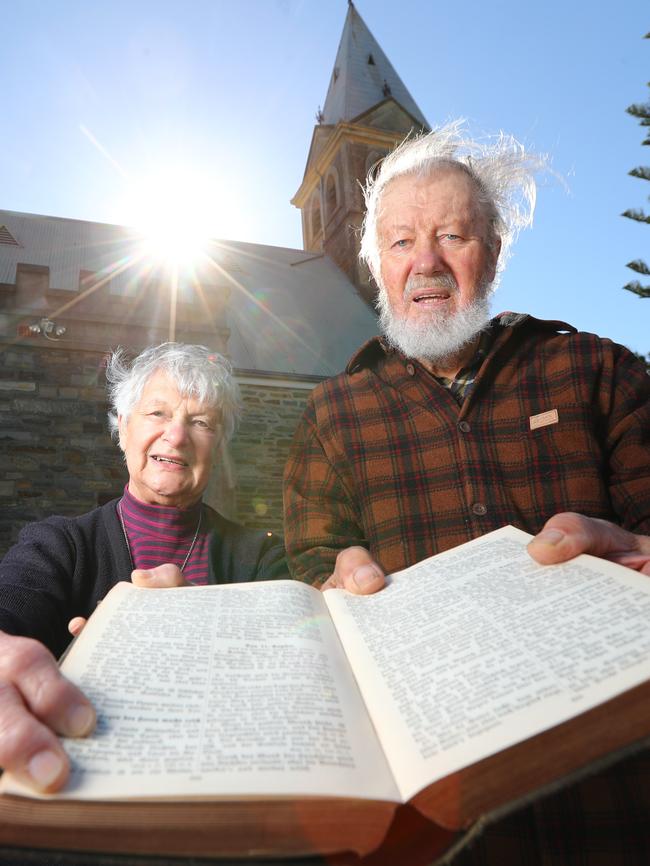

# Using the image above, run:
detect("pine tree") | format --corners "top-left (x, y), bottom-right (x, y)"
top-left (622, 33), bottom-right (650, 298)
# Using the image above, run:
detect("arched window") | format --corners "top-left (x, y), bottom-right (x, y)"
top-left (310, 194), bottom-right (322, 245)
top-left (325, 170), bottom-right (339, 219)
top-left (365, 150), bottom-right (386, 183)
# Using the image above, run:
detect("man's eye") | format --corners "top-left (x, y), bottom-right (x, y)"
top-left (148, 411), bottom-right (165, 418)
top-left (392, 239), bottom-right (410, 248)
top-left (441, 233), bottom-right (461, 242)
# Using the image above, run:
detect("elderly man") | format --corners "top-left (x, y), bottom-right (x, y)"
top-left (0, 342), bottom-right (286, 794)
top-left (284, 123), bottom-right (650, 863)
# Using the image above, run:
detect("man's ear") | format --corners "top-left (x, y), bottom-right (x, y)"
top-left (487, 236), bottom-right (502, 283)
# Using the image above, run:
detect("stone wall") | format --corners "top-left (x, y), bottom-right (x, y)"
top-left (0, 345), bottom-right (127, 555)
top-left (229, 382), bottom-right (312, 532)
top-left (0, 345), bottom-right (313, 556)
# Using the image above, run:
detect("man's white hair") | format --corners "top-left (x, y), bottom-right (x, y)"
top-left (359, 119), bottom-right (545, 288)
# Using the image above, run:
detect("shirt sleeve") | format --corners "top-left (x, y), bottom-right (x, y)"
top-left (208, 521), bottom-right (290, 584)
top-left (283, 397), bottom-right (367, 586)
top-left (252, 532), bottom-right (290, 581)
top-left (601, 342), bottom-right (650, 533)
top-left (0, 518), bottom-right (76, 657)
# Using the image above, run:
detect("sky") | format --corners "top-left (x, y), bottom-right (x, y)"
top-left (1, 0), bottom-right (648, 354)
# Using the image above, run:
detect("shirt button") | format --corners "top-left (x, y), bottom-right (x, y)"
top-left (472, 503), bottom-right (487, 516)
top-left (406, 363), bottom-right (415, 376)
top-left (458, 421), bottom-right (471, 433)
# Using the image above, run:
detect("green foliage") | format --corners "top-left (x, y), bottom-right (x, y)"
top-left (632, 349), bottom-right (650, 373)
top-left (622, 207), bottom-right (650, 224)
top-left (624, 280), bottom-right (650, 298)
top-left (629, 166), bottom-right (650, 181)
top-left (627, 259), bottom-right (650, 275)
top-left (622, 34), bottom-right (650, 298)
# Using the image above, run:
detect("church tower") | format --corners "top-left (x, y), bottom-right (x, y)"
top-left (292, 1), bottom-right (429, 305)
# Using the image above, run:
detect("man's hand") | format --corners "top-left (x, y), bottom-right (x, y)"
top-left (321, 546), bottom-right (386, 594)
top-left (326, 515), bottom-right (650, 597)
top-left (68, 563), bottom-right (187, 636)
top-left (528, 512), bottom-right (650, 575)
top-left (0, 631), bottom-right (96, 793)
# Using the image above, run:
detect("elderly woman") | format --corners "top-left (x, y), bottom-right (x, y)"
top-left (0, 342), bottom-right (285, 793)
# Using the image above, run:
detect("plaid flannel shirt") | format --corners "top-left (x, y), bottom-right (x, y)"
top-left (283, 312), bottom-right (650, 865)
top-left (284, 313), bottom-right (650, 585)
top-left (435, 325), bottom-right (495, 403)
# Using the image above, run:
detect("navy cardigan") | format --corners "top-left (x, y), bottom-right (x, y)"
top-left (0, 499), bottom-right (287, 658)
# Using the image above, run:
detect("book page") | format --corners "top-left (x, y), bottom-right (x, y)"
top-left (324, 525), bottom-right (650, 803)
top-left (3, 580), bottom-right (399, 803)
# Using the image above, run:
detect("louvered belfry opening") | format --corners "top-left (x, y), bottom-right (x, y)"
top-left (0, 225), bottom-right (19, 246)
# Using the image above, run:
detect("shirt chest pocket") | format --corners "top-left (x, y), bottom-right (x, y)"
top-left (514, 402), bottom-right (604, 480)
top-left (460, 403), bottom-right (603, 479)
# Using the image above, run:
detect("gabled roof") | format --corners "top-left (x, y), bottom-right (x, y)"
top-left (222, 240), bottom-right (377, 377)
top-left (321, 2), bottom-right (427, 128)
top-left (0, 209), bottom-right (378, 378)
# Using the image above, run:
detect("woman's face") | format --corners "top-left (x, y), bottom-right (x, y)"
top-left (118, 369), bottom-right (221, 509)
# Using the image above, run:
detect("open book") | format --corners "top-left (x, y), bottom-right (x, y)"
top-left (2, 525), bottom-right (650, 863)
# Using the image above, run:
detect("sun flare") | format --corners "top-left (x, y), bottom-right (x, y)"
top-left (122, 166), bottom-right (222, 270)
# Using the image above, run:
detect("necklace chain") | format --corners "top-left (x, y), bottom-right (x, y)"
top-left (117, 502), bottom-right (202, 574)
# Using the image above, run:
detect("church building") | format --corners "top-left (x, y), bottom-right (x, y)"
top-left (293, 1), bottom-right (429, 303)
top-left (0, 2), bottom-right (429, 553)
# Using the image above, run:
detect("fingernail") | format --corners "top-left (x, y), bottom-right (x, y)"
top-left (66, 703), bottom-right (95, 736)
top-left (534, 529), bottom-right (565, 546)
top-left (352, 564), bottom-right (381, 589)
top-left (28, 749), bottom-right (65, 789)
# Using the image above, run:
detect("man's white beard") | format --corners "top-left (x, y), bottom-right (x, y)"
top-left (376, 275), bottom-right (493, 365)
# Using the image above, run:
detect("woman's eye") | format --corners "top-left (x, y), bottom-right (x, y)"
top-left (442, 233), bottom-right (461, 242)
top-left (393, 239), bottom-right (410, 248)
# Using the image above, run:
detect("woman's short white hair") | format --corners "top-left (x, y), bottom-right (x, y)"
top-left (359, 119), bottom-right (546, 287)
top-left (106, 343), bottom-right (241, 442)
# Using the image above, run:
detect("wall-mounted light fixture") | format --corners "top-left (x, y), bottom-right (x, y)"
top-left (21, 317), bottom-right (67, 341)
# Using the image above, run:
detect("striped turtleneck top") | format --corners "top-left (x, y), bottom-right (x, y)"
top-left (118, 486), bottom-right (210, 585)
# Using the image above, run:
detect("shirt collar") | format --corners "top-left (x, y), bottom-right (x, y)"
top-left (121, 484), bottom-right (202, 530)
top-left (346, 312), bottom-right (577, 375)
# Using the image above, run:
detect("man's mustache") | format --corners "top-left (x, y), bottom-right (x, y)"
top-left (404, 274), bottom-right (458, 299)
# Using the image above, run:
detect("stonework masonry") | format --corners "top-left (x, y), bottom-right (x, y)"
top-left (0, 345), bottom-right (126, 555)
top-left (231, 382), bottom-right (313, 533)
top-left (0, 345), bottom-right (313, 556)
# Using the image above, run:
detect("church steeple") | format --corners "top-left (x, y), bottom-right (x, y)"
top-left (321, 2), bottom-right (428, 128)
top-left (292, 2), bottom-right (429, 305)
